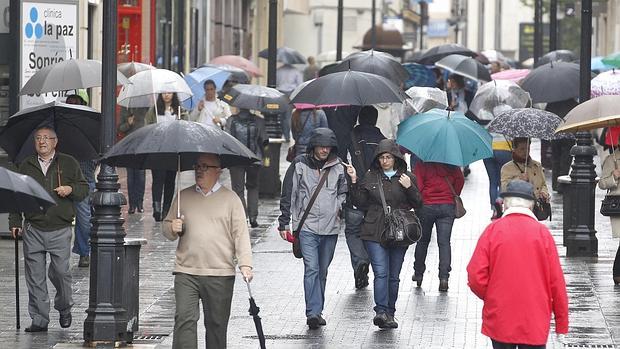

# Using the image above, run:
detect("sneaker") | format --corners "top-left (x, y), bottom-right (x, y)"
top-left (354, 263), bottom-right (370, 289)
top-left (307, 315), bottom-right (320, 329)
top-left (78, 256), bottom-right (90, 268)
top-left (373, 312), bottom-right (389, 328)
top-left (318, 315), bottom-right (326, 326)
top-left (385, 314), bottom-right (398, 329)
top-left (412, 274), bottom-right (423, 287)
top-left (439, 279), bottom-right (449, 292)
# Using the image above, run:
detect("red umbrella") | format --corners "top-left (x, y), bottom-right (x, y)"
top-left (210, 55), bottom-right (262, 77)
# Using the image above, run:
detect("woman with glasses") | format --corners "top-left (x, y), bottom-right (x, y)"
top-left (145, 92), bottom-right (188, 221)
top-left (348, 139), bottom-right (422, 329)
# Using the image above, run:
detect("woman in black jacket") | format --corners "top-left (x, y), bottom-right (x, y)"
top-left (347, 139), bottom-right (423, 329)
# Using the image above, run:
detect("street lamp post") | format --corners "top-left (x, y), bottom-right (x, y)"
top-left (336, 0), bottom-right (343, 61)
top-left (549, 0), bottom-right (558, 51)
top-left (267, 0), bottom-right (277, 88)
top-left (565, 0), bottom-right (597, 257)
top-left (371, 0), bottom-right (377, 50)
top-left (83, 0), bottom-right (128, 344)
top-left (533, 0), bottom-right (543, 64)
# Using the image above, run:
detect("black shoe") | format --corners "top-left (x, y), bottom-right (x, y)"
top-left (463, 166), bottom-right (471, 177)
top-left (373, 313), bottom-right (389, 328)
top-left (355, 263), bottom-right (370, 289)
top-left (137, 206), bottom-right (144, 213)
top-left (412, 274), bottom-right (423, 287)
top-left (78, 256), bottom-right (90, 268)
top-left (128, 206), bottom-right (135, 214)
top-left (614, 276), bottom-right (620, 285)
top-left (250, 219), bottom-right (259, 228)
top-left (25, 324), bottom-right (48, 332)
top-left (59, 313), bottom-right (72, 328)
top-left (493, 201), bottom-right (503, 219)
top-left (153, 202), bottom-right (162, 221)
top-left (385, 314), bottom-right (398, 329)
top-left (307, 315), bottom-right (320, 329)
top-left (439, 279), bottom-right (449, 292)
top-left (318, 315), bottom-right (326, 326)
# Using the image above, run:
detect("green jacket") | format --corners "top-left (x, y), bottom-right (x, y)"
top-left (9, 152), bottom-right (89, 231)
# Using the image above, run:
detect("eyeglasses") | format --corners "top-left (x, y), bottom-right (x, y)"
top-left (378, 155), bottom-right (394, 161)
top-left (194, 164), bottom-right (220, 172)
top-left (35, 136), bottom-right (57, 142)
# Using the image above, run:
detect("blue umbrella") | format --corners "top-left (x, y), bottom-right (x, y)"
top-left (591, 56), bottom-right (614, 72)
top-left (396, 108), bottom-right (492, 166)
top-left (402, 63), bottom-right (436, 89)
top-left (181, 66), bottom-right (231, 109)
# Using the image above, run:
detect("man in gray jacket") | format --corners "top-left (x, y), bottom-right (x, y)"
top-left (278, 128), bottom-right (348, 329)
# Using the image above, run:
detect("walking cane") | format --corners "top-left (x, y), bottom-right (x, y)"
top-left (14, 234), bottom-right (20, 329)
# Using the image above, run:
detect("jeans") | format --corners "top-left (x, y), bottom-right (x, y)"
top-left (73, 180), bottom-right (95, 257)
top-left (126, 167), bottom-right (145, 209)
top-left (364, 241), bottom-right (407, 316)
top-left (414, 204), bottom-right (456, 280)
top-left (483, 150), bottom-right (512, 207)
top-left (229, 166), bottom-right (260, 220)
top-left (491, 339), bottom-right (545, 349)
top-left (299, 230), bottom-right (338, 317)
top-left (344, 211), bottom-right (370, 272)
top-left (152, 169), bottom-right (177, 214)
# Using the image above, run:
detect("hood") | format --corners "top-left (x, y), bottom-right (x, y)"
top-left (306, 127), bottom-right (338, 154)
top-left (371, 139), bottom-right (407, 172)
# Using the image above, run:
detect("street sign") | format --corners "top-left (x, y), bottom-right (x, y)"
top-left (20, 0), bottom-right (79, 110)
top-left (518, 22), bottom-right (549, 62)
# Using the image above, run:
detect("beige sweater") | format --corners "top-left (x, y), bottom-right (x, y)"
top-left (163, 185), bottom-right (252, 276)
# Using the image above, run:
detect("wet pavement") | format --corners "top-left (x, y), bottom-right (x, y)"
top-left (0, 141), bottom-right (619, 348)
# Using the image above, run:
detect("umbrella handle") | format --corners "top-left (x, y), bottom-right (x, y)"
top-left (245, 279), bottom-right (253, 299)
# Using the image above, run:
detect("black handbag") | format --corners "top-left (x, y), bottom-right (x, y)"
top-left (533, 198), bottom-right (551, 221)
top-left (601, 195), bottom-right (620, 216)
top-left (376, 174), bottom-right (421, 247)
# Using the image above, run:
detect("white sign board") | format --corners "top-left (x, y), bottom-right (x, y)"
top-left (20, 1), bottom-right (78, 110)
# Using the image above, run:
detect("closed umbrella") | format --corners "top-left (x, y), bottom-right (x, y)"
top-left (181, 66), bottom-right (231, 109)
top-left (491, 69), bottom-right (530, 83)
top-left (209, 55), bottom-right (262, 77)
top-left (404, 87), bottom-right (448, 114)
top-left (555, 95), bottom-right (620, 133)
top-left (222, 84), bottom-right (289, 114)
top-left (117, 68), bottom-right (193, 109)
top-left (488, 108), bottom-right (563, 140)
top-left (435, 54), bottom-right (491, 82)
top-left (246, 281), bottom-right (266, 349)
top-left (469, 80), bottom-right (532, 121)
top-left (0, 101), bottom-right (101, 163)
top-left (520, 62), bottom-right (580, 103)
top-left (117, 62), bottom-right (156, 78)
top-left (396, 109), bottom-right (492, 166)
top-left (416, 44), bottom-right (477, 65)
top-left (290, 70), bottom-right (405, 106)
top-left (332, 50), bottom-right (409, 84)
top-left (534, 49), bottom-right (578, 68)
top-left (258, 47), bottom-right (306, 65)
top-left (402, 63), bottom-right (436, 89)
top-left (202, 63), bottom-right (250, 84)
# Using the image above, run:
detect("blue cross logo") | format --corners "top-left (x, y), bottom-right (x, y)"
top-left (25, 7), bottom-right (43, 39)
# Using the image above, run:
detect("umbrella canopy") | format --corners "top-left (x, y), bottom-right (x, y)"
top-left (602, 52), bottom-right (620, 68)
top-left (0, 167), bottom-right (56, 213)
top-left (0, 101), bottom-right (101, 163)
top-left (555, 95), bottom-right (620, 133)
top-left (117, 62), bottom-right (156, 78)
top-left (202, 63), bottom-right (250, 84)
top-left (591, 56), bottom-right (614, 72)
top-left (591, 70), bottom-right (620, 97)
top-left (396, 109), bottom-right (492, 166)
top-left (488, 108), bottom-right (563, 140)
top-left (316, 50), bottom-right (350, 63)
top-left (435, 54), bottom-right (491, 82)
top-left (290, 70), bottom-right (405, 106)
top-left (117, 68), bottom-right (193, 108)
top-left (415, 44), bottom-right (477, 65)
top-left (404, 87), bottom-right (448, 114)
top-left (520, 62), bottom-right (580, 103)
top-left (481, 50), bottom-right (506, 63)
top-left (289, 79), bottom-right (347, 109)
top-left (209, 55), bottom-right (262, 77)
top-left (491, 69), bottom-right (530, 83)
top-left (332, 50), bottom-right (409, 84)
top-left (469, 80), bottom-right (532, 121)
top-left (258, 47), bottom-right (306, 65)
top-left (222, 84), bottom-right (288, 113)
top-left (101, 119), bottom-right (259, 170)
top-left (402, 63), bottom-right (436, 89)
top-left (20, 59), bottom-right (128, 95)
top-left (534, 49), bottom-right (578, 68)
top-left (181, 67), bottom-right (231, 110)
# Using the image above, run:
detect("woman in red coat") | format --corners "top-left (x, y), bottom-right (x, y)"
top-left (467, 180), bottom-right (568, 348)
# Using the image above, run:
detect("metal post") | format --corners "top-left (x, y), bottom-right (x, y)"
top-left (565, 0), bottom-right (597, 257)
top-left (549, 0), bottom-right (558, 51)
top-left (371, 0), bottom-right (376, 50)
top-left (84, 0), bottom-right (128, 344)
top-left (533, 0), bottom-right (543, 64)
top-left (420, 1), bottom-right (428, 50)
top-left (477, 0), bottom-right (484, 51)
top-left (177, 0), bottom-right (185, 73)
top-left (494, 0), bottom-right (501, 50)
top-left (267, 0), bottom-right (277, 88)
top-left (336, 0), bottom-right (343, 61)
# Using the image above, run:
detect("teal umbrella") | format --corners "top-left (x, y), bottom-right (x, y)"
top-left (602, 52), bottom-right (620, 68)
top-left (396, 109), bottom-right (492, 166)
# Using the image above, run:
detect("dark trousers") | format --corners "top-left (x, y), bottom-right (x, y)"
top-left (491, 339), bottom-right (545, 349)
top-left (126, 167), bottom-right (145, 209)
top-left (614, 241), bottom-right (620, 278)
top-left (414, 204), bottom-right (456, 280)
top-left (152, 169), bottom-right (176, 214)
top-left (229, 166), bottom-right (260, 220)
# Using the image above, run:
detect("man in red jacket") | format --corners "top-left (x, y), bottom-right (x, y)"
top-left (467, 179), bottom-right (568, 348)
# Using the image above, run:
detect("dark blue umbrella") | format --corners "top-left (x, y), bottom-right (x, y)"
top-left (402, 63), bottom-right (436, 89)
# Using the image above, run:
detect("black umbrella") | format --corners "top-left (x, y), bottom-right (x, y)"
top-left (222, 84), bottom-right (289, 113)
top-left (435, 54), bottom-right (492, 82)
top-left (290, 70), bottom-right (405, 106)
top-left (520, 62), bottom-right (580, 103)
top-left (416, 44), bottom-right (477, 65)
top-left (534, 49), bottom-right (578, 68)
top-left (332, 50), bottom-right (409, 84)
top-left (1, 166), bottom-right (56, 330)
top-left (487, 108), bottom-right (563, 140)
top-left (258, 47), bottom-right (306, 65)
top-left (0, 101), bottom-right (101, 163)
top-left (246, 281), bottom-right (266, 349)
top-left (318, 62), bottom-right (340, 77)
top-left (202, 63), bottom-right (250, 84)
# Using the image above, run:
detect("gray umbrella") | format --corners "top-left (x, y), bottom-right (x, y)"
top-left (20, 59), bottom-right (129, 95)
top-left (332, 50), bottom-right (409, 84)
top-left (487, 108), bottom-right (563, 140)
top-left (520, 62), bottom-right (580, 103)
top-left (222, 84), bottom-right (288, 113)
top-left (534, 50), bottom-right (578, 68)
top-left (469, 80), bottom-right (532, 121)
top-left (435, 54), bottom-right (491, 82)
top-left (258, 47), bottom-right (306, 65)
top-left (416, 44), bottom-right (476, 65)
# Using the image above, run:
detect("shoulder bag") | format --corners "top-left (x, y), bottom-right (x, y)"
top-left (600, 158), bottom-right (620, 216)
top-left (377, 174), bottom-right (421, 248)
top-left (444, 176), bottom-right (466, 218)
top-left (291, 167), bottom-right (331, 258)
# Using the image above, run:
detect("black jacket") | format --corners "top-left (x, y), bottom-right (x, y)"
top-left (226, 110), bottom-right (268, 159)
top-left (347, 124), bottom-right (386, 179)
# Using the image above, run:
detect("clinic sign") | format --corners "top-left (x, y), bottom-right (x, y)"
top-left (20, 1), bottom-right (78, 110)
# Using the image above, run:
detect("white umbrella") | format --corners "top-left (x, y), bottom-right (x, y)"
top-left (20, 59), bottom-right (129, 95)
top-left (591, 70), bottom-right (620, 97)
top-left (117, 62), bottom-right (156, 78)
top-left (404, 87), bottom-right (448, 114)
top-left (469, 80), bottom-right (532, 121)
top-left (117, 68), bottom-right (193, 109)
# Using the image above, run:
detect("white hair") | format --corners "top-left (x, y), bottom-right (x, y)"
top-left (503, 196), bottom-right (535, 210)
